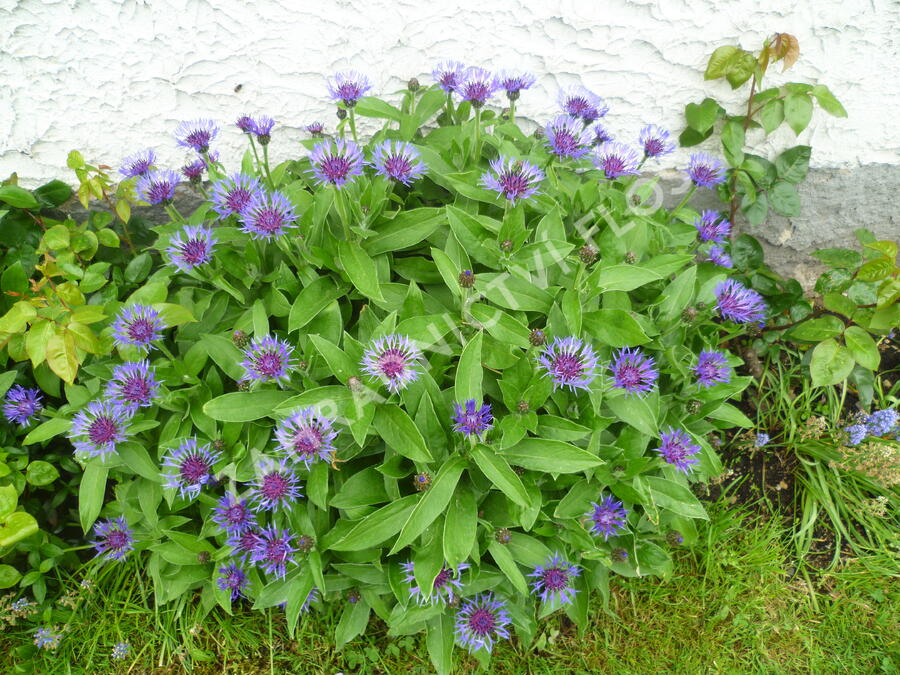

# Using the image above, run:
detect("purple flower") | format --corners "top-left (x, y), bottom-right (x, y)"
top-left (592, 124), bottom-right (614, 146)
top-left (638, 125), bottom-right (675, 159)
top-left (657, 427), bottom-right (701, 473)
top-left (592, 142), bottom-right (641, 179)
top-left (251, 526), bottom-right (298, 579)
top-left (3, 385), bottom-right (43, 426)
top-left (544, 115), bottom-right (593, 159)
top-left (274, 408), bottom-right (338, 468)
top-left (174, 119), bottom-right (219, 153)
top-left (715, 280), bottom-right (767, 325)
top-left (693, 210), bottom-right (731, 243)
top-left (239, 335), bottom-right (295, 386)
top-left (370, 141), bottom-right (427, 186)
top-left (181, 157), bottom-right (208, 181)
top-left (111, 642), bottom-right (130, 660)
top-left (686, 153), bottom-right (727, 188)
top-left (69, 400), bottom-right (131, 458)
top-left (161, 438), bottom-right (221, 499)
top-left (249, 458), bottom-right (303, 512)
top-left (309, 138), bottom-right (364, 189)
top-left (306, 121), bottom-right (325, 136)
top-left (104, 360), bottom-right (161, 412)
top-left (239, 191), bottom-right (298, 240)
top-left (610, 347), bottom-right (658, 396)
top-left (844, 424), bottom-right (867, 446)
top-left (496, 69), bottom-right (536, 97)
top-left (557, 85), bottom-right (608, 122)
top-left (33, 627), bottom-right (63, 650)
top-left (166, 224), bottom-right (217, 271)
top-left (91, 517), bottom-right (135, 561)
top-left (451, 400), bottom-right (494, 437)
top-left (707, 246), bottom-right (733, 268)
top-left (360, 334), bottom-right (423, 393)
top-left (136, 169), bottom-right (179, 205)
top-left (480, 156), bottom-right (544, 203)
top-left (119, 148), bottom-right (156, 178)
top-left (210, 173), bottom-right (263, 219)
top-left (537, 336), bottom-right (600, 392)
top-left (217, 564), bottom-right (249, 601)
top-left (211, 493), bottom-right (255, 534)
top-left (457, 67), bottom-right (499, 108)
top-left (252, 115), bottom-right (275, 143)
top-left (327, 70), bottom-right (372, 107)
top-left (453, 593), bottom-right (512, 654)
top-left (236, 115), bottom-right (257, 134)
top-left (227, 528), bottom-right (261, 564)
top-left (754, 432), bottom-right (770, 447)
top-left (111, 304), bottom-right (167, 352)
top-left (433, 61), bottom-right (466, 93)
top-left (586, 495), bottom-right (628, 539)
top-left (528, 554), bottom-right (580, 606)
top-left (401, 561), bottom-right (469, 605)
top-left (866, 409), bottom-right (898, 436)
top-left (693, 350), bottom-right (731, 389)
top-left (300, 586), bottom-right (319, 614)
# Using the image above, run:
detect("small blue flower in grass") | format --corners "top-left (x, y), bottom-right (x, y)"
top-left (686, 153), bottom-right (727, 188)
top-left (92, 517), bottom-right (134, 561)
top-left (161, 438), bottom-right (221, 499)
top-left (528, 553), bottom-right (580, 606)
top-left (401, 561), bottom-right (469, 605)
top-left (111, 304), bottom-right (167, 352)
top-left (452, 400), bottom-right (494, 438)
top-left (119, 148), bottom-right (156, 178)
top-left (480, 156), bottom-right (544, 203)
top-left (592, 142), bottom-right (641, 179)
top-left (210, 173), bottom-right (263, 219)
top-left (239, 191), bottom-right (298, 240)
top-left (433, 61), bottom-right (466, 93)
top-left (274, 408), bottom-right (338, 468)
top-left (537, 336), bottom-right (599, 392)
top-left (104, 360), bottom-right (160, 413)
top-left (496, 69), bottom-right (536, 97)
top-left (111, 642), bottom-right (130, 660)
top-left (249, 458), bottom-right (303, 512)
top-left (309, 138), bottom-right (364, 189)
top-left (174, 118), bottom-right (219, 153)
top-left (69, 400), bottom-right (131, 459)
top-left (136, 169), bottom-right (179, 205)
top-left (693, 350), bottom-right (731, 388)
top-left (610, 347), bottom-right (658, 397)
top-left (586, 495), bottom-right (628, 540)
top-left (217, 564), bottom-right (249, 601)
top-left (239, 335), bottom-right (296, 386)
top-left (211, 493), bottom-right (255, 534)
top-left (3, 385), bottom-right (43, 426)
top-left (715, 280), bottom-right (767, 325)
top-left (707, 246), bottom-right (733, 268)
top-left (558, 85), bottom-right (608, 122)
top-left (754, 432), bottom-right (770, 447)
top-left (369, 140), bottom-right (427, 186)
top-left (458, 67), bottom-right (499, 108)
top-left (454, 593), bottom-right (512, 654)
top-left (251, 526), bottom-right (298, 579)
top-left (327, 70), bottom-right (372, 107)
top-left (227, 528), bottom-right (261, 564)
top-left (33, 626), bottom-right (62, 650)
top-left (844, 424), bottom-right (867, 446)
top-left (166, 225), bottom-right (216, 271)
top-left (638, 124), bottom-right (675, 159)
top-left (544, 115), bottom-right (593, 159)
top-left (300, 586), bottom-right (320, 614)
top-left (694, 210), bottom-right (731, 243)
top-left (866, 409), bottom-right (898, 436)
top-left (657, 428), bottom-right (701, 473)
top-left (361, 334), bottom-right (423, 394)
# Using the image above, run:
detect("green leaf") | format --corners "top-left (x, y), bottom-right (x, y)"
top-left (455, 332), bottom-right (483, 403)
top-left (731, 234), bottom-right (764, 271)
top-left (373, 405), bottom-right (434, 462)
top-left (811, 248), bottom-right (862, 269)
top-left (721, 120), bottom-right (745, 166)
top-left (658, 266), bottom-right (697, 320)
top-left (768, 181), bottom-right (801, 217)
top-left (646, 476), bottom-right (708, 519)
top-left (467, 303), bottom-right (531, 348)
top-left (335, 598), bottom-right (370, 650)
top-left (42, 224), bottom-right (70, 250)
top-left (365, 208), bottom-right (444, 255)
top-left (443, 488), bottom-right (477, 567)
top-left (328, 494), bottom-right (418, 551)
top-left (743, 192), bottom-right (768, 226)
top-left (487, 540), bottom-right (528, 594)
top-left (46, 331), bottom-right (78, 383)
top-left (0, 371), bottom-right (16, 398)
top-left (288, 277), bottom-right (345, 332)
top-left (708, 403), bottom-right (753, 428)
top-left (856, 259), bottom-right (894, 282)
top-left (0, 485), bottom-right (16, 520)
top-left (354, 96), bottom-right (402, 121)
top-left (337, 240), bottom-right (384, 302)
top-left (34, 180), bottom-right (72, 207)
top-left (684, 98), bottom-right (722, 133)
top-left (0, 512), bottom-right (39, 547)
top-left (471, 444), bottom-right (530, 507)
top-left (811, 84), bottom-right (847, 117)
top-left (784, 93), bottom-right (813, 134)
top-left (23, 417), bottom-right (70, 445)
top-left (79, 463), bottom-right (108, 532)
top-left (425, 613), bottom-right (455, 675)
top-left (592, 265), bottom-right (662, 292)
top-left (25, 460), bottom-right (59, 487)
top-left (775, 146), bottom-right (811, 184)
top-left (501, 439), bottom-right (603, 473)
top-left (785, 315), bottom-right (845, 342)
top-left (117, 442), bottom-right (160, 481)
top-left (203, 391), bottom-right (293, 422)
top-left (704, 46), bottom-right (740, 80)
top-left (124, 252), bottom-right (153, 283)
top-left (844, 326), bottom-right (880, 371)
top-left (0, 564), bottom-right (22, 589)
top-left (605, 393), bottom-right (658, 435)
top-left (0, 185), bottom-right (39, 209)
top-left (583, 310), bottom-right (650, 347)
top-left (390, 456), bottom-right (466, 553)
top-left (759, 99), bottom-right (784, 134)
top-left (810, 338), bottom-right (855, 387)
top-left (309, 334), bottom-right (356, 383)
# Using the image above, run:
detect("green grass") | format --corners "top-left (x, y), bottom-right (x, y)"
top-left (2, 498), bottom-right (897, 674)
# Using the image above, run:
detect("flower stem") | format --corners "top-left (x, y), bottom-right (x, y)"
top-left (472, 108), bottom-right (481, 165)
top-left (669, 184), bottom-right (697, 223)
top-left (262, 144), bottom-right (274, 188)
top-left (157, 341), bottom-right (177, 363)
top-left (164, 203), bottom-right (185, 224)
top-left (248, 137), bottom-right (264, 179)
top-left (349, 109), bottom-right (359, 144)
top-left (445, 93), bottom-right (455, 125)
top-left (509, 99), bottom-right (516, 124)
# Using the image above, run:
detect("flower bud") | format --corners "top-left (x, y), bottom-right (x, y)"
top-left (687, 400), bottom-right (702, 415)
top-left (579, 245), bottom-right (598, 265)
top-left (495, 528), bottom-right (512, 544)
top-left (297, 535), bottom-right (315, 553)
top-left (458, 269), bottom-right (475, 289)
top-left (533, 128), bottom-right (545, 139)
top-left (529, 329), bottom-right (546, 346)
top-left (500, 239), bottom-right (513, 253)
top-left (666, 530), bottom-right (684, 547)
top-left (612, 547), bottom-right (629, 563)
top-left (336, 108), bottom-right (347, 120)
top-left (681, 307), bottom-right (698, 322)
top-left (407, 77), bottom-right (420, 92)
top-left (624, 251), bottom-right (637, 264)
top-left (512, 465), bottom-right (526, 476)
top-left (213, 439), bottom-right (225, 452)
top-left (517, 400), bottom-right (529, 413)
top-left (237, 380), bottom-right (251, 392)
top-left (413, 472), bottom-right (431, 492)
top-left (232, 330), bottom-right (249, 348)
top-left (197, 551), bottom-right (211, 564)
top-left (347, 590), bottom-right (360, 604)
top-left (348, 376), bottom-right (363, 393)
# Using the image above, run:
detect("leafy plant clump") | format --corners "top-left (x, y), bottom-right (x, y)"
top-left (6, 65), bottom-right (775, 671)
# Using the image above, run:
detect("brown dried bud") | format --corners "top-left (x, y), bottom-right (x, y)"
top-left (517, 400), bottom-right (529, 413)
top-left (746, 323), bottom-right (763, 337)
top-left (529, 329), bottom-right (546, 346)
top-left (666, 530), bottom-right (684, 547)
top-left (459, 269), bottom-right (475, 288)
top-left (612, 547), bottom-right (629, 563)
top-left (578, 245), bottom-right (598, 265)
top-left (495, 528), bottom-right (512, 544)
top-left (336, 108), bottom-right (347, 120)
top-left (213, 439), bottom-right (225, 451)
top-left (512, 465), bottom-right (526, 476)
top-left (533, 128), bottom-right (545, 139)
top-left (237, 380), bottom-right (251, 392)
top-left (681, 307), bottom-right (698, 322)
top-left (407, 77), bottom-right (420, 92)
top-left (232, 330), bottom-right (249, 348)
top-left (500, 239), bottom-right (514, 253)
top-left (687, 400), bottom-right (702, 415)
top-left (413, 472), bottom-right (431, 492)
top-left (197, 551), bottom-right (211, 564)
top-left (695, 302), bottom-right (707, 311)
top-left (624, 251), bottom-right (637, 264)
top-left (297, 535), bottom-right (315, 553)
top-left (348, 376), bottom-right (363, 393)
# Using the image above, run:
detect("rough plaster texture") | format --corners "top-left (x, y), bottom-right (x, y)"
top-left (2, 0), bottom-right (898, 277)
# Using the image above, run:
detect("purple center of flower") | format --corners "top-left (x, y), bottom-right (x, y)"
top-left (291, 427), bottom-right (323, 456)
top-left (377, 349), bottom-right (407, 379)
top-left (185, 130), bottom-right (212, 151)
top-left (498, 170), bottom-right (530, 198)
top-left (468, 608), bottom-right (496, 636)
top-left (180, 239), bottom-right (209, 265)
top-left (601, 156), bottom-right (628, 176)
top-left (238, 531), bottom-right (258, 552)
top-left (146, 181), bottom-right (173, 203)
top-left (88, 417), bottom-right (119, 445)
top-left (433, 568), bottom-right (452, 589)
top-left (264, 538), bottom-right (288, 563)
top-left (464, 83), bottom-right (491, 103)
top-left (594, 510), bottom-right (616, 527)
top-left (104, 530), bottom-right (129, 551)
top-left (225, 188), bottom-right (253, 213)
top-left (225, 504), bottom-right (247, 524)
top-left (441, 75), bottom-right (459, 89)
top-left (260, 472), bottom-right (290, 500)
top-left (132, 158), bottom-right (152, 174)
top-left (565, 97), bottom-right (594, 119)
top-left (127, 319), bottom-right (156, 343)
top-left (336, 83), bottom-right (363, 103)
top-left (383, 154), bottom-right (414, 180)
top-left (320, 155), bottom-right (353, 183)
top-left (121, 376), bottom-right (151, 404)
top-left (253, 209), bottom-right (285, 234)
top-left (542, 567), bottom-right (568, 591)
top-left (644, 139), bottom-right (665, 156)
top-left (179, 454), bottom-right (211, 484)
top-left (615, 364), bottom-right (643, 388)
top-left (255, 351), bottom-right (286, 377)
top-left (692, 165), bottom-right (717, 184)
top-left (551, 130), bottom-right (579, 155)
top-left (553, 353), bottom-right (584, 380)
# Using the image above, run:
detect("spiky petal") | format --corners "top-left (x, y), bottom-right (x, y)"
top-left (586, 495), bottom-right (628, 539)
top-left (309, 138), bottom-right (364, 189)
top-left (369, 141), bottom-right (427, 186)
top-left (693, 350), bottom-right (731, 388)
top-left (210, 173), bottom-right (264, 219)
top-left (592, 142), bottom-right (641, 179)
top-left (657, 427), bottom-right (701, 473)
top-left (457, 67), bottom-right (499, 107)
top-left (136, 169), bottom-right (179, 205)
top-left (217, 564), bottom-right (249, 600)
top-left (401, 561), bottom-right (470, 605)
top-left (239, 335), bottom-right (296, 386)
top-left (714, 279), bottom-right (767, 325)
top-left (211, 493), bottom-right (256, 534)
top-left (3, 385), bottom-right (43, 426)
top-left (544, 115), bottom-right (593, 159)
top-left (496, 69), bottom-right (536, 96)
top-left (161, 438), bottom-right (221, 499)
top-left (274, 408), bottom-right (338, 468)
top-left (433, 61), bottom-right (466, 93)
top-left (110, 304), bottom-right (167, 352)
top-left (248, 458), bottom-right (303, 512)
top-left (537, 336), bottom-right (600, 392)
top-left (174, 118), bottom-right (219, 153)
top-left (686, 153), bottom-right (727, 188)
top-left (707, 246), bottom-right (733, 268)
top-left (91, 517), bottom-right (135, 561)
top-left (104, 360), bottom-right (161, 412)
top-left (239, 191), bottom-right (298, 240)
top-left (327, 71), bottom-right (372, 107)
top-left (360, 334), bottom-right (423, 393)
top-left (528, 554), bottom-right (580, 606)
top-left (453, 593), bottom-right (512, 654)
top-left (557, 85), bottom-right (608, 122)
top-left (638, 124), bottom-right (675, 158)
top-left (693, 210), bottom-right (731, 243)
top-left (610, 347), bottom-right (658, 397)
top-left (480, 156), bottom-right (544, 203)
top-left (451, 400), bottom-right (494, 437)
top-left (119, 148), bottom-right (156, 178)
top-left (250, 526), bottom-right (298, 579)
top-left (69, 400), bottom-right (131, 459)
top-left (166, 225), bottom-right (217, 271)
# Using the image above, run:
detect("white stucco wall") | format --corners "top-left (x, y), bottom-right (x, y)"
top-left (2, 0), bottom-right (898, 186)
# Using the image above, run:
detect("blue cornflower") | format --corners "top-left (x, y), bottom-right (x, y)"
top-left (136, 169), bottom-right (179, 205)
top-left (480, 156), bottom-right (544, 203)
top-left (528, 554), bottom-right (580, 606)
top-left (592, 142), bottom-right (641, 179)
top-left (693, 210), bottom-right (731, 243)
top-left (104, 360), bottom-right (161, 413)
top-left (249, 458), bottom-right (303, 512)
top-left (166, 225), bottom-right (217, 271)
top-left (544, 115), bottom-right (593, 159)
top-left (161, 438), bottom-right (221, 499)
top-left (866, 409), bottom-right (898, 436)
top-left (693, 350), bottom-right (731, 388)
top-left (236, 115), bottom-right (257, 134)
top-left (638, 124), bottom-right (675, 159)
top-left (174, 118), bottom-right (219, 153)
top-left (306, 121), bottom-right (325, 136)
top-left (252, 115), bottom-right (275, 144)
top-left (33, 626), bottom-right (62, 650)
top-left (119, 148), bottom-right (156, 178)
top-left (433, 61), bottom-right (466, 93)
top-left (111, 304), bottom-right (167, 352)
top-left (610, 347), bottom-right (658, 397)
top-left (707, 246), bottom-right (733, 268)
top-left (300, 586), bottom-right (320, 614)
top-left (592, 124), bottom-right (614, 146)
top-left (558, 85), bottom-right (608, 122)
top-left (309, 138), bottom-right (364, 189)
top-left (754, 432), bottom-right (770, 447)
top-left (657, 428), bottom-right (701, 473)
top-left (537, 336), bottom-right (600, 392)
top-left (327, 70), bottom-right (372, 107)
top-left (586, 495), bottom-right (628, 540)
top-left (715, 280), bottom-right (767, 325)
top-left (111, 642), bottom-right (130, 660)
top-left (239, 335), bottom-right (296, 386)
top-left (227, 528), bottom-right (261, 564)
top-left (453, 593), bottom-right (512, 654)
top-left (181, 155), bottom-right (211, 181)
top-left (239, 191), bottom-right (298, 240)
top-left (69, 400), bottom-right (132, 459)
top-left (274, 408), bottom-right (338, 468)
top-left (369, 140), bottom-right (427, 186)
top-left (844, 424), bottom-right (867, 446)
top-left (360, 334), bottom-right (423, 394)
top-left (3, 385), bottom-right (43, 426)
top-left (217, 564), bottom-right (249, 600)
top-left (211, 493), bottom-right (255, 534)
top-left (251, 526), bottom-right (298, 579)
top-left (457, 67), bottom-right (499, 108)
top-left (496, 69), bottom-right (536, 97)
top-left (686, 153), bottom-right (727, 188)
top-left (451, 400), bottom-right (494, 438)
top-left (92, 517), bottom-right (135, 561)
top-left (209, 173), bottom-right (263, 219)
top-left (401, 561), bottom-right (469, 605)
